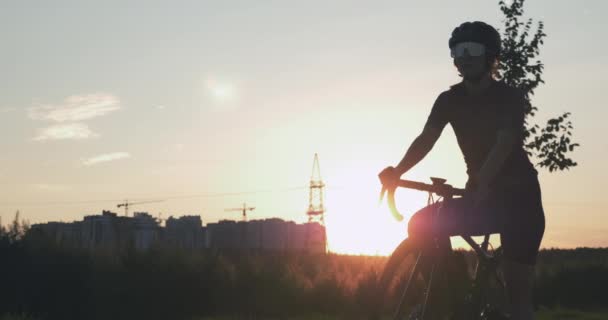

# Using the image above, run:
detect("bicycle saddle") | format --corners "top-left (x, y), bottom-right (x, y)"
top-left (430, 177), bottom-right (447, 185)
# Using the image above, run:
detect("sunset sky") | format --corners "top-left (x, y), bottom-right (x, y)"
top-left (1, 1), bottom-right (606, 255)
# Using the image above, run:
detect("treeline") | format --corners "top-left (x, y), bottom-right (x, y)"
top-left (534, 248), bottom-right (608, 309)
top-left (1, 221), bottom-right (389, 320)
top-left (1, 216), bottom-right (607, 320)
top-left (456, 248), bottom-right (608, 311)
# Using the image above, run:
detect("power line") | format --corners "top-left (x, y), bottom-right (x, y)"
top-left (2, 186), bottom-right (598, 208)
top-left (0, 186), bottom-right (308, 207)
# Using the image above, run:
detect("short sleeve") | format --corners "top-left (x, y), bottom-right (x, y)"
top-left (425, 92), bottom-right (450, 131)
top-left (499, 88), bottom-right (528, 138)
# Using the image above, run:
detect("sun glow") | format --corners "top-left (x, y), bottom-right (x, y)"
top-left (205, 78), bottom-right (237, 103)
top-left (323, 181), bottom-right (499, 255)
top-left (322, 172), bottom-right (430, 256)
top-left (210, 84), bottom-right (234, 101)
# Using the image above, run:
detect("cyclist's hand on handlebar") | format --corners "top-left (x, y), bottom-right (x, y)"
top-left (378, 166), bottom-right (402, 190)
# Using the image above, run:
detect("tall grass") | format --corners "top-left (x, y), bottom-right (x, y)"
top-left (1, 226), bottom-right (607, 320)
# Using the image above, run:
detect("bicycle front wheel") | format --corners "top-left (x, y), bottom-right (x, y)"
top-left (382, 239), bottom-right (466, 320)
top-left (374, 238), bottom-right (434, 319)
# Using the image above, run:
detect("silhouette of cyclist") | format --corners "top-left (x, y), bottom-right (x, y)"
top-left (379, 21), bottom-right (545, 320)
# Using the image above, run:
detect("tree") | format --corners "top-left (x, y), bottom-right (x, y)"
top-left (0, 215), bottom-right (5, 239)
top-left (5, 210), bottom-right (30, 243)
top-left (498, 0), bottom-right (579, 172)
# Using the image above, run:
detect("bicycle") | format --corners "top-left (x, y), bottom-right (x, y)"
top-left (376, 177), bottom-right (509, 320)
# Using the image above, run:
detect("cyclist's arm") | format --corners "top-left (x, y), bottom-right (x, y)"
top-left (395, 92), bottom-right (449, 175)
top-left (395, 124), bottom-right (443, 175)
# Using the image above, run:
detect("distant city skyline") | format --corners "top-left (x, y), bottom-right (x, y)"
top-left (1, 1), bottom-right (607, 255)
top-left (29, 210), bottom-right (327, 254)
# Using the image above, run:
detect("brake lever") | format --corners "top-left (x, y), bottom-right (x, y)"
top-left (379, 185), bottom-right (404, 222)
top-left (378, 186), bottom-right (387, 205)
top-left (387, 186), bottom-right (404, 222)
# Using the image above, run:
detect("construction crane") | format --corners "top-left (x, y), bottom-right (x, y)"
top-left (225, 203), bottom-right (255, 221)
top-left (117, 199), bottom-right (164, 217)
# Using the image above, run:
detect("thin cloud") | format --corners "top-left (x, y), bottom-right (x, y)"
top-left (82, 152), bottom-right (131, 166)
top-left (0, 107), bottom-right (16, 113)
top-left (28, 93), bottom-right (120, 122)
top-left (33, 123), bottom-right (98, 141)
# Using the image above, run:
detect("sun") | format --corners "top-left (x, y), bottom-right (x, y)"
top-left (205, 77), bottom-right (237, 103)
top-left (322, 172), bottom-right (430, 256)
top-left (210, 84), bottom-right (234, 101)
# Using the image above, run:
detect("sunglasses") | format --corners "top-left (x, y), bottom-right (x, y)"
top-left (450, 42), bottom-right (486, 58)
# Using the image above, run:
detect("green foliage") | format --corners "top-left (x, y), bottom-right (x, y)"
top-left (497, 0), bottom-right (579, 171)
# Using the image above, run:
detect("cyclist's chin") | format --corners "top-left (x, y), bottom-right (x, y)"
top-left (462, 71), bottom-right (486, 82)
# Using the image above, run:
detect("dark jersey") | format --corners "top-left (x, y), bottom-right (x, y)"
top-left (425, 80), bottom-right (537, 187)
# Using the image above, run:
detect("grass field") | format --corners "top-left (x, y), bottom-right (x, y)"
top-left (199, 309), bottom-right (608, 319)
top-left (182, 308), bottom-right (608, 320)
top-left (536, 307), bottom-right (608, 320)
top-left (194, 308), bottom-right (608, 319)
top-left (198, 308), bottom-right (608, 320)
top-left (2, 308), bottom-right (608, 320)
top-left (2, 230), bottom-right (607, 320)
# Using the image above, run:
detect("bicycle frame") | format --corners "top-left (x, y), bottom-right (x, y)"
top-left (380, 178), bottom-right (505, 320)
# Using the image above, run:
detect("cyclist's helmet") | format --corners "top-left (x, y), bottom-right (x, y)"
top-left (449, 21), bottom-right (501, 59)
